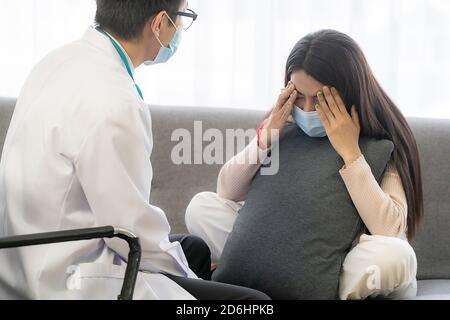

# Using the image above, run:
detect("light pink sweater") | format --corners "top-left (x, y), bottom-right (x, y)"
top-left (217, 137), bottom-right (408, 238)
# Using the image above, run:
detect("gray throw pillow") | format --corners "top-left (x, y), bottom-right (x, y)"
top-left (212, 124), bottom-right (394, 300)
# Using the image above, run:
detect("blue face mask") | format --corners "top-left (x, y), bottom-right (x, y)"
top-left (292, 106), bottom-right (327, 138)
top-left (145, 14), bottom-right (183, 66)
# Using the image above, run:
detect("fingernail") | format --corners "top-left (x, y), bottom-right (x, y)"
top-left (318, 92), bottom-right (323, 97)
top-left (331, 87), bottom-right (337, 93)
top-left (315, 104), bottom-right (320, 110)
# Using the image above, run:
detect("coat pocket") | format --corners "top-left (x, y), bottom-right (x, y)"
top-left (66, 263), bottom-right (126, 300)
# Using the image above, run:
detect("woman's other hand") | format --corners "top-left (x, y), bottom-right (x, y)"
top-left (316, 86), bottom-right (362, 166)
top-left (262, 81), bottom-right (298, 149)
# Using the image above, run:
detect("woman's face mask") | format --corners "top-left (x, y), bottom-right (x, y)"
top-left (292, 106), bottom-right (327, 138)
top-left (290, 70), bottom-right (328, 138)
top-left (145, 13), bottom-right (183, 66)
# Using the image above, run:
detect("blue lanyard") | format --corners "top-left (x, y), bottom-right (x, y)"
top-left (96, 27), bottom-right (144, 100)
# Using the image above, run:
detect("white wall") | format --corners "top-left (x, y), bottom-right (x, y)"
top-left (1, 0), bottom-right (449, 118)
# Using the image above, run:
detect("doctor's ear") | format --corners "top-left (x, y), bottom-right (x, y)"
top-left (149, 11), bottom-right (167, 37)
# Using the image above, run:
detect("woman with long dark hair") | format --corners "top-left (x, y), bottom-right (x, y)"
top-left (186, 30), bottom-right (423, 299)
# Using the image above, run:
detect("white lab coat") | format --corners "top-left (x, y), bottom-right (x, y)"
top-left (0, 27), bottom-right (196, 300)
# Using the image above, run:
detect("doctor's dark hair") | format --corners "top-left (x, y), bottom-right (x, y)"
top-left (285, 29), bottom-right (423, 241)
top-left (95, 0), bottom-right (183, 40)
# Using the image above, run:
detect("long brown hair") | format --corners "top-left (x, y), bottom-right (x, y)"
top-left (284, 30), bottom-right (423, 240)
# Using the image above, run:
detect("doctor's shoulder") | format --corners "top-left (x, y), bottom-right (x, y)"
top-left (18, 41), bottom-right (86, 91)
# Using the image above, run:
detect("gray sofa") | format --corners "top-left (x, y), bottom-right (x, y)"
top-left (1, 97), bottom-right (450, 300)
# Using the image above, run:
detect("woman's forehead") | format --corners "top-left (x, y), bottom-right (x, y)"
top-left (291, 70), bottom-right (324, 97)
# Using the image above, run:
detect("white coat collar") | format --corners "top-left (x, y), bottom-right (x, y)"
top-left (82, 26), bottom-right (135, 73)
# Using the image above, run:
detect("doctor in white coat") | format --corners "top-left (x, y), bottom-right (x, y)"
top-left (0, 0), bottom-right (269, 300)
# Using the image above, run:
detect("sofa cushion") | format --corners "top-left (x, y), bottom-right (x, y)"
top-left (408, 119), bottom-right (450, 280)
top-left (413, 295), bottom-right (450, 300)
top-left (213, 124), bottom-right (394, 299)
top-left (413, 280), bottom-right (450, 300)
top-left (417, 280), bottom-right (450, 296)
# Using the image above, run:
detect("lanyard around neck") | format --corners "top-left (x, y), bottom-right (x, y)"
top-left (96, 27), bottom-right (144, 100)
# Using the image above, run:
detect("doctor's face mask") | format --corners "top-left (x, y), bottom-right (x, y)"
top-left (145, 13), bottom-right (183, 66)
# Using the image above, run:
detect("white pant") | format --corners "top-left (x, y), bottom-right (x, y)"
top-left (185, 192), bottom-right (418, 300)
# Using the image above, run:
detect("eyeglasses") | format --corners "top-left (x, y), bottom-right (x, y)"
top-left (175, 9), bottom-right (198, 30)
